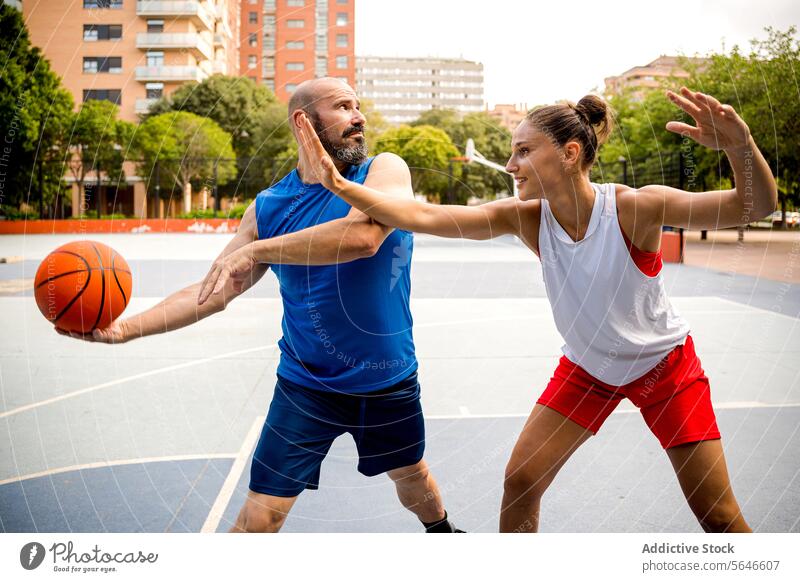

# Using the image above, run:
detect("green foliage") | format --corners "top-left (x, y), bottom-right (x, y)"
top-left (147, 75), bottom-right (290, 197)
top-left (374, 125), bottom-right (460, 199)
top-left (67, 100), bottom-right (132, 189)
top-left (599, 25), bottom-right (799, 213)
top-left (411, 110), bottom-right (512, 202)
top-left (0, 4), bottom-right (74, 210)
top-left (1, 204), bottom-right (40, 220)
top-left (133, 111), bottom-right (236, 195)
top-left (177, 200), bottom-right (252, 219)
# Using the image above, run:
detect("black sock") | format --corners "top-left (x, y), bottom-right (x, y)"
top-left (422, 510), bottom-right (462, 533)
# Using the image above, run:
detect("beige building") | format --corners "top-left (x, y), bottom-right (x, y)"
top-left (604, 55), bottom-right (708, 100)
top-left (486, 103), bottom-right (528, 132)
top-left (23, 0), bottom-right (240, 218)
top-left (357, 56), bottom-right (484, 125)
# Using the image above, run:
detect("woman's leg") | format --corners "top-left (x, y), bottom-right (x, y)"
top-left (500, 404), bottom-right (593, 533)
top-left (666, 439), bottom-right (751, 532)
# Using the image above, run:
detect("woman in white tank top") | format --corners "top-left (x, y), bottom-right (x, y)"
top-left (296, 87), bottom-right (777, 533)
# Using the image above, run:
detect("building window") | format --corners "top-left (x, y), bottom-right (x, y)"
top-left (285, 83), bottom-right (298, 93)
top-left (83, 56), bottom-right (122, 74)
top-left (336, 33), bottom-right (347, 47)
top-left (248, 12), bottom-right (258, 24)
top-left (83, 89), bottom-right (121, 104)
top-left (287, 0), bottom-right (304, 5)
top-left (335, 55), bottom-right (348, 69)
top-left (265, 79), bottom-right (275, 90)
top-left (336, 12), bottom-right (347, 26)
top-left (83, 24), bottom-right (122, 41)
top-left (83, 0), bottom-right (123, 9)
top-left (147, 19), bottom-right (164, 33)
top-left (286, 19), bottom-right (304, 28)
top-left (337, 0), bottom-right (348, 3)
top-left (248, 33), bottom-right (258, 47)
top-left (286, 62), bottom-right (304, 71)
top-left (286, 40), bottom-right (304, 49)
top-left (146, 51), bottom-right (164, 67)
top-left (248, 55), bottom-right (257, 69)
top-left (145, 82), bottom-right (164, 99)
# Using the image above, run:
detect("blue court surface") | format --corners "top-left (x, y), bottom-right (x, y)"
top-left (1, 233), bottom-right (799, 533)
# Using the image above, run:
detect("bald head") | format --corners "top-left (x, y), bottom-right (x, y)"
top-left (287, 77), bottom-right (354, 120)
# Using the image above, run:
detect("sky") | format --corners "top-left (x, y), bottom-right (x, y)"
top-left (356, 0), bottom-right (799, 107)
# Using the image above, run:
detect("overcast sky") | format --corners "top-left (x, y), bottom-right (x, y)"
top-left (356, 0), bottom-right (799, 107)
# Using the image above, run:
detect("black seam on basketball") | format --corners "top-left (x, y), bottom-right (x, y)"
top-left (111, 250), bottom-right (128, 306)
top-left (90, 243), bottom-right (106, 331)
top-left (53, 263), bottom-right (92, 324)
top-left (51, 250), bottom-right (93, 265)
top-left (35, 269), bottom-right (86, 290)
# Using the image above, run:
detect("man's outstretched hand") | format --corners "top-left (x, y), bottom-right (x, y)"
top-left (55, 319), bottom-right (129, 344)
top-left (197, 243), bottom-right (259, 306)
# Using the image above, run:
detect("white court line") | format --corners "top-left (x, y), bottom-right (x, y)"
top-left (1, 314), bottom-right (542, 420)
top-left (712, 295), bottom-right (800, 322)
top-left (0, 453), bottom-right (237, 487)
top-left (0, 343), bottom-right (278, 420)
top-left (428, 400), bottom-right (800, 420)
top-left (202, 415), bottom-right (265, 533)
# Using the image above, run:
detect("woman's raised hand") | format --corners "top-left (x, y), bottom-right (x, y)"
top-left (666, 87), bottom-right (751, 153)
top-left (297, 113), bottom-right (345, 192)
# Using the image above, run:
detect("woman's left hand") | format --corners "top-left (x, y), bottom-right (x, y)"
top-left (297, 113), bottom-right (346, 192)
top-left (666, 87), bottom-right (751, 153)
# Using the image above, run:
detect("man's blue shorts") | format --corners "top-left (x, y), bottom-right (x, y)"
top-left (249, 371), bottom-right (425, 497)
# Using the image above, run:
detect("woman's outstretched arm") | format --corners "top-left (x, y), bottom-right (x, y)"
top-left (638, 88), bottom-right (777, 230)
top-left (297, 113), bottom-right (521, 240)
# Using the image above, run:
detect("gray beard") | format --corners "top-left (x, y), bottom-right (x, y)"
top-left (312, 116), bottom-right (368, 166)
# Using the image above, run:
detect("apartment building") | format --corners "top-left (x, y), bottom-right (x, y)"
top-left (356, 55), bottom-right (484, 124)
top-left (486, 103), bottom-right (528, 132)
top-left (604, 55), bottom-right (708, 100)
top-left (23, 0), bottom-right (240, 218)
top-left (242, 0), bottom-right (356, 102)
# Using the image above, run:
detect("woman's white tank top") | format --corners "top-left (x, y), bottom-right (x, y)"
top-left (538, 182), bottom-right (690, 386)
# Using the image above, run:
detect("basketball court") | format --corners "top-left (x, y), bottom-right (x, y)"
top-left (1, 232), bottom-right (799, 532)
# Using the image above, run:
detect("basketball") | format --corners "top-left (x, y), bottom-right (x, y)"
top-left (34, 240), bottom-right (133, 334)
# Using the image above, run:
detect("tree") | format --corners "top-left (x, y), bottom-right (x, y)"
top-left (360, 98), bottom-right (390, 141)
top-left (0, 4), bottom-right (73, 217)
top-left (721, 27), bottom-right (800, 225)
top-left (146, 75), bottom-right (290, 200)
top-left (133, 112), bottom-right (236, 215)
top-left (65, 100), bottom-right (133, 216)
top-left (412, 109), bottom-right (512, 202)
top-left (374, 125), bottom-right (460, 200)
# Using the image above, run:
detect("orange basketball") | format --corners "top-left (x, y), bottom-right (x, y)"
top-left (34, 240), bottom-right (133, 334)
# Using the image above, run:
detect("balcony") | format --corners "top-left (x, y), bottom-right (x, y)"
top-left (135, 65), bottom-right (208, 82)
top-left (136, 1), bottom-right (214, 31)
top-left (135, 98), bottom-right (160, 115)
top-left (136, 32), bottom-right (213, 60)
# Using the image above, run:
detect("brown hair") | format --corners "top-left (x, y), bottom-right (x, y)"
top-left (525, 94), bottom-right (613, 170)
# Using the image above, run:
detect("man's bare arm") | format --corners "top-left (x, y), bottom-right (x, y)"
top-left (57, 204), bottom-right (268, 343)
top-left (197, 153), bottom-right (414, 305)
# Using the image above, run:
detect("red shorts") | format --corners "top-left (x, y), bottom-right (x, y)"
top-left (536, 335), bottom-right (721, 449)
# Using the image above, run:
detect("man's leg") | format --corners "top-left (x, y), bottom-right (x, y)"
top-left (500, 404), bottom-right (593, 533)
top-left (387, 459), bottom-right (445, 523)
top-left (666, 439), bottom-right (751, 533)
top-left (229, 490), bottom-right (298, 533)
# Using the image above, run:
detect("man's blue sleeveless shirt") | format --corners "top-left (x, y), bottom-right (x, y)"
top-left (254, 156), bottom-right (417, 393)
